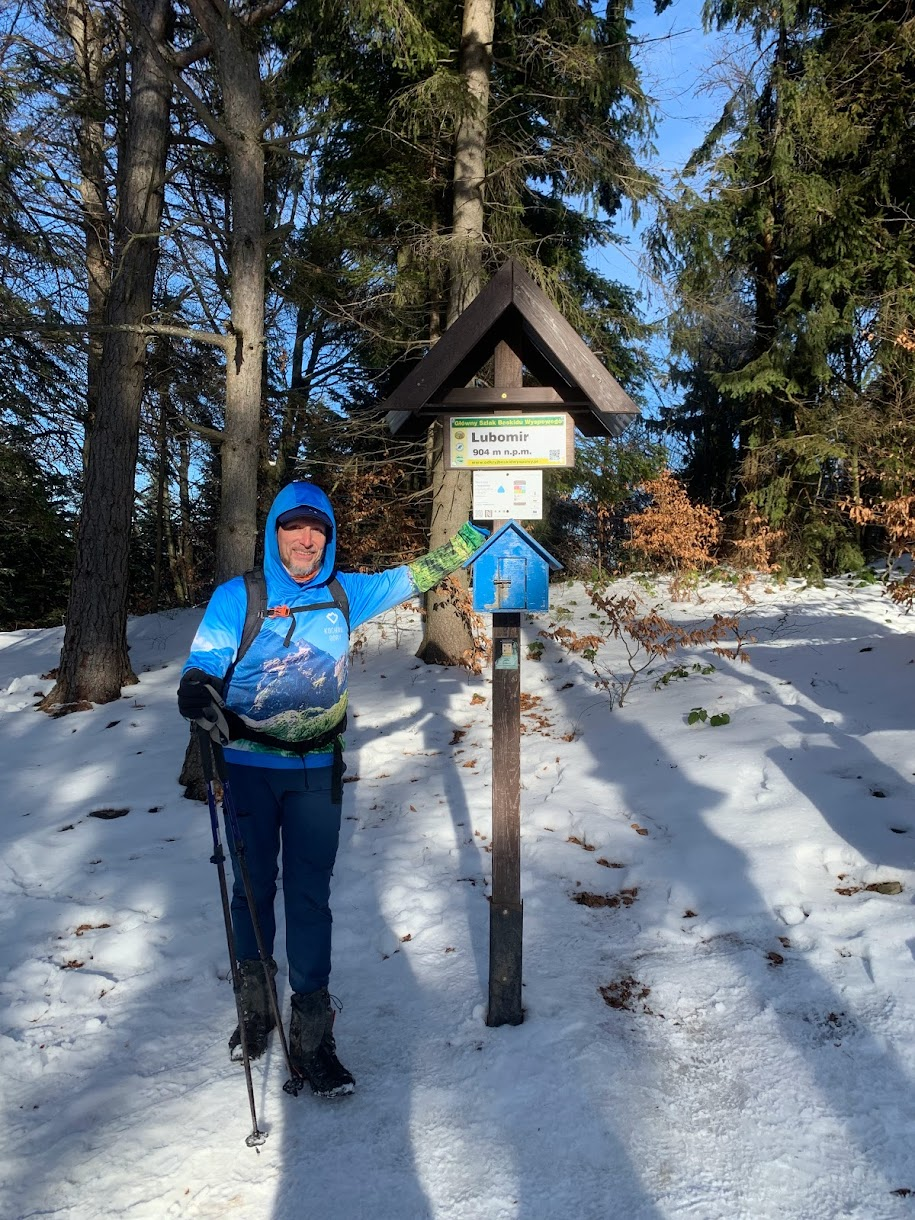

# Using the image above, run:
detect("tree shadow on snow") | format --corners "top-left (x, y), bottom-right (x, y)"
top-left (533, 601), bottom-right (915, 1210)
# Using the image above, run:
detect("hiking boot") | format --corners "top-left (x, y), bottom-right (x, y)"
top-left (228, 957), bottom-right (278, 1062)
top-left (288, 987), bottom-right (355, 1098)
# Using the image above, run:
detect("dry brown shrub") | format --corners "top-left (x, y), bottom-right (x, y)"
top-left (331, 461), bottom-right (426, 569)
top-left (541, 586), bottom-right (753, 707)
top-left (726, 509), bottom-right (783, 575)
top-left (890, 575), bottom-right (915, 610)
top-left (842, 494), bottom-right (915, 608)
top-left (625, 470), bottom-right (722, 574)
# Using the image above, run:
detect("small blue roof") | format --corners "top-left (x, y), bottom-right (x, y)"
top-left (464, 519), bottom-right (563, 571)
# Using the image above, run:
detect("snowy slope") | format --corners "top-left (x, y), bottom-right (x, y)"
top-left (1, 577), bottom-right (914, 1220)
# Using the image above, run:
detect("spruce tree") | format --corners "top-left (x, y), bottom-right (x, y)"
top-left (656, 0), bottom-right (915, 573)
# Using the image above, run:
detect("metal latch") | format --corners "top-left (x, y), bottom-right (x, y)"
top-left (493, 577), bottom-right (512, 608)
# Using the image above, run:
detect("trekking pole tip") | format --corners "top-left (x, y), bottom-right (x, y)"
top-left (245, 1129), bottom-right (268, 1148)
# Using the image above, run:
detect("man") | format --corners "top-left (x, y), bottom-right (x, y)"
top-left (178, 480), bottom-right (486, 1097)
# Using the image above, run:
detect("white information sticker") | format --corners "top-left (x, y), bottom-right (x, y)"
top-left (472, 469), bottom-right (543, 521)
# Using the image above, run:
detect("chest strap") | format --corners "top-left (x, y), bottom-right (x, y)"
top-left (269, 599), bottom-right (341, 648)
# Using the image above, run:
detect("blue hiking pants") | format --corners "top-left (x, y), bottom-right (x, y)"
top-left (222, 761), bottom-right (341, 996)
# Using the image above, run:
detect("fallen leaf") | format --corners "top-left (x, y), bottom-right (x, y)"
top-left (631, 823), bottom-right (649, 836)
top-left (598, 976), bottom-right (655, 1015)
top-left (573, 888), bottom-right (638, 909)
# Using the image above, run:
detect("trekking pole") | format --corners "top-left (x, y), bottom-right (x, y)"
top-left (197, 725), bottom-right (268, 1148)
top-left (216, 760), bottom-right (305, 1096)
top-left (197, 694), bottom-right (305, 1096)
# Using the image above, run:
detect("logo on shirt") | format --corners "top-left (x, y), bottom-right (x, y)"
top-left (324, 610), bottom-right (346, 641)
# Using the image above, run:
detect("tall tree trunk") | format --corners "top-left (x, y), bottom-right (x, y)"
top-left (176, 431), bottom-right (194, 603)
top-left (42, 0), bottom-right (172, 710)
top-left (152, 378), bottom-right (169, 610)
top-left (418, 0), bottom-right (494, 665)
top-left (186, 0), bottom-right (267, 582)
top-left (448, 0), bottom-right (492, 326)
top-left (63, 0), bottom-right (111, 457)
top-left (740, 17), bottom-right (789, 489)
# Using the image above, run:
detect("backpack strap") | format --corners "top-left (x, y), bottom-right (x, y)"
top-left (327, 574), bottom-right (350, 629)
top-left (223, 569), bottom-right (267, 692)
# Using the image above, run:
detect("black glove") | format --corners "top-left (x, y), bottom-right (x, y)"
top-left (177, 669), bottom-right (222, 721)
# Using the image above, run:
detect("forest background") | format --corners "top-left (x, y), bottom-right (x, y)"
top-left (2, 0), bottom-right (914, 711)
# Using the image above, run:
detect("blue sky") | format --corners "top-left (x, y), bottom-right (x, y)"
top-left (597, 0), bottom-right (721, 302)
top-left (591, 0), bottom-right (726, 417)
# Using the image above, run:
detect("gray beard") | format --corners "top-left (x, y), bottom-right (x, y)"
top-left (285, 557), bottom-right (320, 581)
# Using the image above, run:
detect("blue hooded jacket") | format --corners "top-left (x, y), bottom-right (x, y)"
top-left (183, 482), bottom-right (484, 769)
top-left (184, 482), bottom-right (419, 768)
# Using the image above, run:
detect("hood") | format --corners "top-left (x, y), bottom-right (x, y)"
top-left (264, 481), bottom-right (337, 597)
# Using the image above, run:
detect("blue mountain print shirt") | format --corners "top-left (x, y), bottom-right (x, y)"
top-left (183, 482), bottom-right (484, 769)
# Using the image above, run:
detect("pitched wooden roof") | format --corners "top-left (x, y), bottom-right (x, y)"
top-left (383, 259), bottom-right (639, 439)
top-left (463, 519), bottom-right (563, 571)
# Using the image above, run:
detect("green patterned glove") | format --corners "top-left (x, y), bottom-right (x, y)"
top-left (409, 521), bottom-right (490, 593)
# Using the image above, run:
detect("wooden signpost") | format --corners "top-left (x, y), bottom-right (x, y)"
top-left (489, 607), bottom-right (523, 1024)
top-left (381, 260), bottom-right (640, 1026)
top-left (486, 343), bottom-right (529, 1027)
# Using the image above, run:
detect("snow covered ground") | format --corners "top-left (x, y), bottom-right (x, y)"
top-left (2, 574), bottom-right (914, 1220)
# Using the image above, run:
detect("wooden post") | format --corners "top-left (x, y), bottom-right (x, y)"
top-left (493, 339), bottom-right (522, 389)
top-left (488, 612), bottom-right (523, 1024)
top-left (487, 339), bottom-right (524, 1027)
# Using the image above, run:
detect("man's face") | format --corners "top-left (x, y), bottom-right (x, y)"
top-left (277, 517), bottom-right (328, 582)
